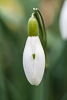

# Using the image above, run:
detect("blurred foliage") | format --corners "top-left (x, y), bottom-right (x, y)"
top-left (0, 0), bottom-right (67, 100)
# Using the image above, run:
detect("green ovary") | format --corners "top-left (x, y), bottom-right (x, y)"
top-left (28, 16), bottom-right (38, 36)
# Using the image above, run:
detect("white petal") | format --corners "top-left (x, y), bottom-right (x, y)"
top-left (23, 36), bottom-right (45, 86)
top-left (59, 1), bottom-right (67, 40)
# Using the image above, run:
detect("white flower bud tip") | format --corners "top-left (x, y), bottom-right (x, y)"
top-left (23, 36), bottom-right (45, 86)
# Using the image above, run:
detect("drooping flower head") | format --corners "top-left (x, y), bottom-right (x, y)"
top-left (23, 11), bottom-right (45, 86)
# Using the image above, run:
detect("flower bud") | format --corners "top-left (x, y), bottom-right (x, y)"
top-left (23, 36), bottom-right (45, 86)
top-left (23, 13), bottom-right (45, 86)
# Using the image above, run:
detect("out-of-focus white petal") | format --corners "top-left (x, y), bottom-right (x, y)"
top-left (23, 36), bottom-right (45, 86)
top-left (59, 1), bottom-right (67, 40)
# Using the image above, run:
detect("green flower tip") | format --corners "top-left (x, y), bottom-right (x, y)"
top-left (28, 14), bottom-right (38, 36)
top-left (32, 54), bottom-right (35, 59)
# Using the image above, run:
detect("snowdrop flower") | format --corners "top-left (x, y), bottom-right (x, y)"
top-left (23, 15), bottom-right (45, 86)
top-left (59, 1), bottom-right (67, 40)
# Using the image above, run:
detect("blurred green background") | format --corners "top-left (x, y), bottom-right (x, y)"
top-left (0, 0), bottom-right (67, 100)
